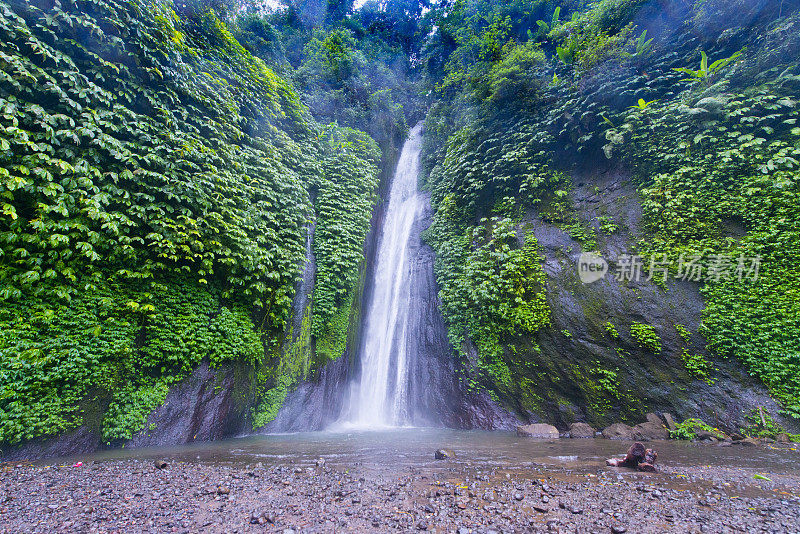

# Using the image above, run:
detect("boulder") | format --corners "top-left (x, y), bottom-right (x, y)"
top-left (516, 424), bottom-right (560, 439)
top-left (568, 422), bottom-right (595, 439)
top-left (602, 423), bottom-right (635, 440)
top-left (633, 421), bottom-right (669, 441)
top-left (662, 413), bottom-right (677, 432)
top-left (776, 433), bottom-right (791, 443)
top-left (434, 449), bottom-right (455, 460)
top-left (645, 413), bottom-right (662, 425)
top-left (695, 429), bottom-right (730, 442)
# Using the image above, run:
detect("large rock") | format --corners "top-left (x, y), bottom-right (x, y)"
top-left (645, 413), bottom-right (663, 425)
top-left (516, 424), bottom-right (560, 439)
top-left (662, 413), bottom-right (677, 432)
top-left (568, 422), bottom-right (596, 438)
top-left (434, 448), bottom-right (455, 460)
top-left (602, 423), bottom-right (635, 440)
top-left (633, 419), bottom-right (669, 441)
top-left (695, 429), bottom-right (730, 442)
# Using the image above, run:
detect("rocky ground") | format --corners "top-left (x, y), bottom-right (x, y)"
top-left (1, 443), bottom-right (799, 534)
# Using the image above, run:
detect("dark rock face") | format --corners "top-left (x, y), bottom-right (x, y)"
top-left (128, 361), bottom-right (249, 448)
top-left (568, 422), bottom-right (596, 438)
top-left (0, 360), bottom-right (250, 461)
top-left (602, 423), bottom-right (636, 441)
top-left (516, 424), bottom-right (560, 438)
top-left (0, 425), bottom-right (101, 462)
top-left (508, 165), bottom-right (791, 433)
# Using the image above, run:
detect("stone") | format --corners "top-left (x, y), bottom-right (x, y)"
top-left (153, 460), bottom-right (168, 470)
top-left (645, 413), bottom-right (662, 425)
top-left (776, 433), bottom-right (791, 443)
top-left (633, 421), bottom-right (669, 441)
top-left (695, 430), bottom-right (729, 442)
top-left (662, 413), bottom-right (677, 432)
top-left (516, 424), bottom-right (560, 439)
top-left (568, 422), bottom-right (595, 439)
top-left (434, 449), bottom-right (455, 460)
top-left (602, 423), bottom-right (635, 440)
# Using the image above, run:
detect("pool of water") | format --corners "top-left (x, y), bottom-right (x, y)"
top-left (50, 428), bottom-right (800, 475)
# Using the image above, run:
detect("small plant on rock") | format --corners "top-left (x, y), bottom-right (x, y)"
top-left (671, 418), bottom-right (715, 440)
top-left (630, 322), bottom-right (662, 353)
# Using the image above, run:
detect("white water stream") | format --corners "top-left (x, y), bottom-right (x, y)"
top-left (338, 123), bottom-right (425, 429)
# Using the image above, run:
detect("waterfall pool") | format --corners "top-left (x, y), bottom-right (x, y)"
top-left (45, 429), bottom-right (800, 475)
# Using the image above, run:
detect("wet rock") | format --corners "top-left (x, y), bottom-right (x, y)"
top-left (611, 526), bottom-right (628, 534)
top-left (153, 459), bottom-right (169, 470)
top-left (606, 442), bottom-right (658, 472)
top-left (633, 421), bottom-right (669, 441)
top-left (435, 449), bottom-right (455, 460)
top-left (662, 413), bottom-right (677, 432)
top-left (736, 437), bottom-right (759, 447)
top-left (695, 429), bottom-right (730, 442)
top-left (776, 433), bottom-right (791, 443)
top-left (637, 463), bottom-right (656, 472)
top-left (568, 422), bottom-right (595, 439)
top-left (516, 424), bottom-right (560, 439)
top-left (602, 424), bottom-right (635, 440)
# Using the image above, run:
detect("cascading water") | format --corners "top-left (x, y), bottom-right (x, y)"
top-left (267, 123), bottom-right (516, 433)
top-left (340, 123), bottom-right (425, 428)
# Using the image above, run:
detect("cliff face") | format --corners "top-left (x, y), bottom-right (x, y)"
top-left (493, 164), bottom-right (784, 431)
top-left (419, 0), bottom-right (800, 434)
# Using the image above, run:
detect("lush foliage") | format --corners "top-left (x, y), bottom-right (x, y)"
top-left (0, 0), bottom-right (387, 443)
top-left (421, 0), bottom-right (800, 424)
top-left (311, 127), bottom-right (380, 345)
top-left (606, 66), bottom-right (800, 416)
top-left (670, 418), bottom-right (717, 440)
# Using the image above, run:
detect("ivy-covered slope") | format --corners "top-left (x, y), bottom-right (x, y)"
top-left (421, 0), bottom-right (800, 432)
top-left (0, 0), bottom-right (382, 451)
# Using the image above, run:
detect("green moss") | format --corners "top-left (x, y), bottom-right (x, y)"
top-left (315, 293), bottom-right (354, 363)
top-left (604, 321), bottom-right (620, 339)
top-left (680, 350), bottom-right (715, 385)
top-left (630, 322), bottom-right (662, 353)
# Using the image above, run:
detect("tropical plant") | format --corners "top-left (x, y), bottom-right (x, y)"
top-left (673, 48), bottom-right (746, 85)
top-left (629, 98), bottom-right (657, 110)
top-left (631, 29), bottom-right (653, 58)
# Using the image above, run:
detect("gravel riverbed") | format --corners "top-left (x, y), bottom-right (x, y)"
top-left (2, 443), bottom-right (799, 533)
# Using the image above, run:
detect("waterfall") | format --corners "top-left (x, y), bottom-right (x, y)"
top-left (339, 123), bottom-right (425, 428)
top-left (267, 123), bottom-right (516, 433)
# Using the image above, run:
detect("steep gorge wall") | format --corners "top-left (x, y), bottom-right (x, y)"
top-left (421, 0), bottom-right (800, 434)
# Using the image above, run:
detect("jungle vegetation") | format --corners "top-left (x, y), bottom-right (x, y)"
top-left (1, 0), bottom-right (799, 445)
